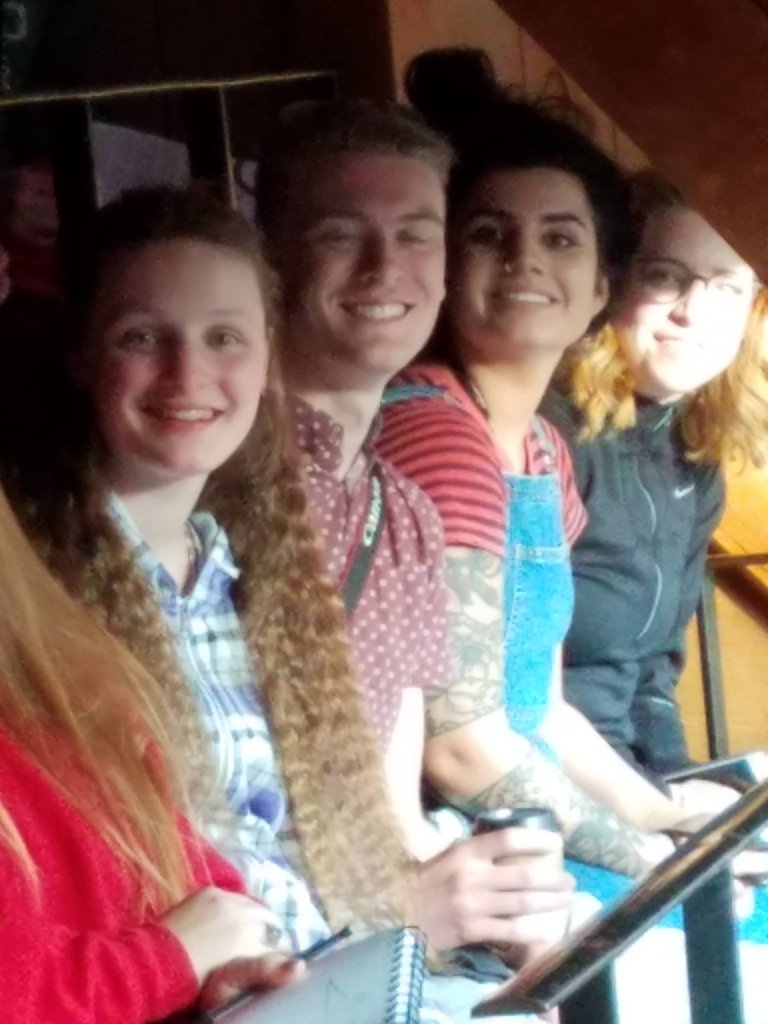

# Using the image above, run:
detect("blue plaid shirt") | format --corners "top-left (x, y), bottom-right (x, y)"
top-left (111, 496), bottom-right (460, 1023)
top-left (110, 495), bottom-right (331, 951)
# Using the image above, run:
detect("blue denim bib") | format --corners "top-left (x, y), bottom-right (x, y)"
top-left (501, 416), bottom-right (573, 752)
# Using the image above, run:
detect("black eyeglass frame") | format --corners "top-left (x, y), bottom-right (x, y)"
top-left (630, 255), bottom-right (761, 304)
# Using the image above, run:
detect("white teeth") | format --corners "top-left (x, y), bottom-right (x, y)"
top-left (348, 303), bottom-right (408, 320)
top-left (502, 292), bottom-right (552, 304)
top-left (152, 408), bottom-right (216, 421)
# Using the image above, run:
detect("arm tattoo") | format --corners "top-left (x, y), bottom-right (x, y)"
top-left (430, 549), bottom-right (652, 877)
top-left (454, 747), bottom-right (651, 879)
top-left (426, 547), bottom-right (505, 737)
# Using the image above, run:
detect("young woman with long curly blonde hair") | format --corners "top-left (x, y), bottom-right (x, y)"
top-left (1, 185), bottom-right (412, 952)
top-left (543, 171), bottom-right (768, 813)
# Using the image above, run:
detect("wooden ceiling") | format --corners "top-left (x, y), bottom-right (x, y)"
top-left (494, 0), bottom-right (768, 280)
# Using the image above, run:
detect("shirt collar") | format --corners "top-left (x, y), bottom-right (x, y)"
top-left (289, 394), bottom-right (380, 479)
top-left (108, 492), bottom-right (240, 603)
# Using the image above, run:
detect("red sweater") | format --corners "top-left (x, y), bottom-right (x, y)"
top-left (0, 730), bottom-right (245, 1024)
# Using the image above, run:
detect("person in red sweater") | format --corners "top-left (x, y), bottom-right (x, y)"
top-left (0, 483), bottom-right (301, 1021)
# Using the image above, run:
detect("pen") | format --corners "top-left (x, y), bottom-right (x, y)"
top-left (197, 925), bottom-right (354, 1021)
top-left (298, 924), bottom-right (353, 961)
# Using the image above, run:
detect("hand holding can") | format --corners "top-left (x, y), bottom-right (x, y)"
top-left (472, 807), bottom-right (572, 969)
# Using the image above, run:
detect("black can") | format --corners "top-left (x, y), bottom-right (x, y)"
top-left (472, 806), bottom-right (561, 836)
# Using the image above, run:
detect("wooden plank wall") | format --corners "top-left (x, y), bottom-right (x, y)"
top-left (385, 0), bottom-right (648, 170)
top-left (494, 0), bottom-right (768, 285)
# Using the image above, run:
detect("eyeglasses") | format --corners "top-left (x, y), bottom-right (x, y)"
top-left (630, 257), bottom-right (756, 305)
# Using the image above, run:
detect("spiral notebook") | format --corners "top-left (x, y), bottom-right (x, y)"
top-left (199, 927), bottom-right (426, 1024)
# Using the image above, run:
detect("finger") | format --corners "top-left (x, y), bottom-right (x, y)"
top-left (489, 863), bottom-right (576, 893)
top-left (199, 955), bottom-right (304, 1011)
top-left (462, 909), bottom-right (571, 947)
top-left (472, 888), bottom-right (576, 919)
top-left (734, 885), bottom-right (755, 920)
top-left (472, 827), bottom-right (564, 859)
top-left (223, 954), bottom-right (304, 997)
top-left (732, 850), bottom-right (768, 876)
top-left (670, 812), bottom-right (713, 834)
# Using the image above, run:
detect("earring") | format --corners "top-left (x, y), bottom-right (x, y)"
top-left (503, 262), bottom-right (513, 273)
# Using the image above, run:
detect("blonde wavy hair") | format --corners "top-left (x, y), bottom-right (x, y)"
top-left (0, 485), bottom-right (191, 909)
top-left (564, 172), bottom-right (768, 466)
top-left (5, 187), bottom-right (412, 932)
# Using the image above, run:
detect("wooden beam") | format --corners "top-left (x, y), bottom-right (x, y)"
top-left (494, 0), bottom-right (768, 280)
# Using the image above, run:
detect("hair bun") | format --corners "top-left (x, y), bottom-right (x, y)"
top-left (405, 48), bottom-right (502, 139)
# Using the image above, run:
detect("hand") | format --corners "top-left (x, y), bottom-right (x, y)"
top-left (633, 830), bottom-right (677, 872)
top-left (647, 815), bottom-right (768, 904)
top-left (411, 827), bottom-right (575, 951)
top-left (199, 951), bottom-right (304, 1012)
top-left (669, 780), bottom-right (741, 818)
top-left (731, 847), bottom-right (768, 886)
top-left (161, 886), bottom-right (286, 984)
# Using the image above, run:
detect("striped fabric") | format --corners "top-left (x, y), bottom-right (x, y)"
top-left (378, 364), bottom-right (587, 557)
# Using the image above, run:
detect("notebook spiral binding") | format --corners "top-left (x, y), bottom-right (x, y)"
top-left (389, 927), bottom-right (427, 1024)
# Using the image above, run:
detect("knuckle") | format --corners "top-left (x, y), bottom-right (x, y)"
top-left (510, 890), bottom-right (539, 915)
top-left (444, 870), bottom-right (472, 901)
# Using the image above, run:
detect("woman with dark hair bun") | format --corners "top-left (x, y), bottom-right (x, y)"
top-left (379, 49), bottom-right (767, 1020)
top-left (380, 47), bottom-right (698, 864)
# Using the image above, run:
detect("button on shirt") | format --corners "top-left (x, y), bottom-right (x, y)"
top-left (291, 397), bottom-right (452, 749)
top-left (109, 494), bottom-right (330, 950)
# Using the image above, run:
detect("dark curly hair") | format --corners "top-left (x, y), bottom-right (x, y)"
top-left (406, 48), bottom-right (636, 330)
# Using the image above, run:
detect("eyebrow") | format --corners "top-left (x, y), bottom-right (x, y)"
top-left (467, 206), bottom-right (589, 229)
top-left (637, 254), bottom-right (749, 277)
top-left (205, 308), bottom-right (254, 318)
top-left (309, 207), bottom-right (444, 226)
top-left (104, 306), bottom-right (252, 320)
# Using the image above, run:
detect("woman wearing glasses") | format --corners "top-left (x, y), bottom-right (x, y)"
top-left (542, 171), bottom-right (768, 815)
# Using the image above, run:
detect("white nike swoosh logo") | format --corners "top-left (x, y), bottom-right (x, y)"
top-left (674, 484), bottom-right (695, 499)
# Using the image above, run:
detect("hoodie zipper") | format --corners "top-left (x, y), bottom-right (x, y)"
top-left (636, 472), bottom-right (663, 640)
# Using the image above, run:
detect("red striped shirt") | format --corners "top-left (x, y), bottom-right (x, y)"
top-left (377, 364), bottom-right (587, 558)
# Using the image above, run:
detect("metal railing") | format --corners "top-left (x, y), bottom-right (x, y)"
top-left (507, 781), bottom-right (768, 1023)
top-left (696, 552), bottom-right (768, 758)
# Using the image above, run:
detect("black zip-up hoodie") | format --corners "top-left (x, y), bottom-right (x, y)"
top-left (541, 388), bottom-right (724, 782)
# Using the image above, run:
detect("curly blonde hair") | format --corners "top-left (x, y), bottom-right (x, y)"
top-left (5, 187), bottom-right (412, 932)
top-left (563, 172), bottom-right (768, 466)
top-left (205, 390), bottom-right (413, 929)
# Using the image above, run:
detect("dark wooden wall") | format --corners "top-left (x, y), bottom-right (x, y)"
top-left (494, 0), bottom-right (768, 283)
top-left (7, 0), bottom-right (768, 279)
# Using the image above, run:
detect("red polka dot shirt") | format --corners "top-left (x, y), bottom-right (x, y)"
top-left (291, 397), bottom-right (451, 750)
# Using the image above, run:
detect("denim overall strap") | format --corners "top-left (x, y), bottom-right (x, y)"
top-left (382, 382), bottom-right (457, 406)
top-left (502, 416), bottom-right (574, 754)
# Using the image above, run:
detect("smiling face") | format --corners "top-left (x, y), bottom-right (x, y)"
top-left (616, 208), bottom-right (756, 403)
top-left (447, 167), bottom-right (608, 365)
top-left (279, 151), bottom-right (446, 386)
top-left (87, 238), bottom-right (269, 493)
